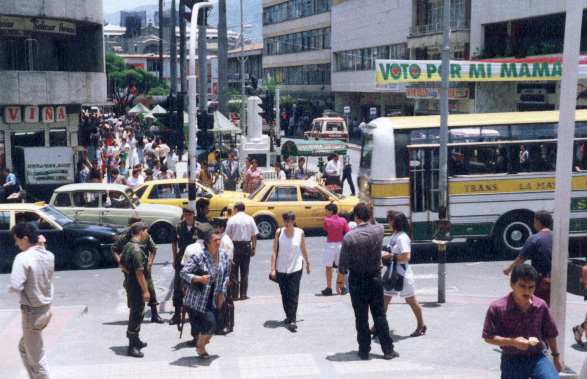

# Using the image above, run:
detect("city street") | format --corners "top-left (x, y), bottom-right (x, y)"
top-left (1, 236), bottom-right (587, 378)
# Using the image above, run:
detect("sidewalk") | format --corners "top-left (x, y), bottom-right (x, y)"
top-left (1, 257), bottom-right (586, 378)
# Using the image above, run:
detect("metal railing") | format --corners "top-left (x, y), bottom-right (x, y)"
top-left (409, 20), bottom-right (470, 36)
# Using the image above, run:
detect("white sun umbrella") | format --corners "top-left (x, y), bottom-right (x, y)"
top-left (128, 103), bottom-right (150, 115)
top-left (143, 112), bottom-right (157, 121)
top-left (151, 105), bottom-right (168, 115)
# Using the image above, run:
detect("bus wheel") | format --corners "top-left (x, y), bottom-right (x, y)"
top-left (493, 213), bottom-right (534, 259)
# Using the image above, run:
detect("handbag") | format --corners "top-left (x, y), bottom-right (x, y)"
top-left (269, 228), bottom-right (282, 283)
top-left (382, 256), bottom-right (404, 292)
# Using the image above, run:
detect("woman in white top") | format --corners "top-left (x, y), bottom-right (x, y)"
top-left (380, 211), bottom-right (426, 337)
top-left (274, 162), bottom-right (287, 180)
top-left (270, 212), bottom-right (311, 332)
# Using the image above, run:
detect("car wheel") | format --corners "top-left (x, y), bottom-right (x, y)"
top-left (255, 216), bottom-right (277, 240)
top-left (150, 223), bottom-right (174, 244)
top-left (493, 212), bottom-right (534, 259)
top-left (74, 245), bottom-right (101, 270)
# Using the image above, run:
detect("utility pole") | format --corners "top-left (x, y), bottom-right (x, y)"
top-left (239, 0), bottom-right (247, 133)
top-left (178, 0), bottom-right (187, 160)
top-left (275, 87), bottom-right (281, 141)
top-left (170, 0), bottom-right (178, 97)
top-left (551, 0), bottom-right (582, 364)
top-left (436, 0), bottom-right (450, 304)
top-left (158, 0), bottom-right (164, 82)
top-left (217, 0), bottom-right (228, 115)
top-left (188, 2), bottom-right (214, 208)
top-left (198, 7), bottom-right (208, 113)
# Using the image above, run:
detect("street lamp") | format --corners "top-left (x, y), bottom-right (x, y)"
top-left (188, 1), bottom-right (214, 209)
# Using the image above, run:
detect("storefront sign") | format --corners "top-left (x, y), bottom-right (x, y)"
top-left (24, 106), bottom-right (39, 123)
top-left (376, 59), bottom-right (587, 85)
top-left (2, 105), bottom-right (67, 124)
top-left (3, 107), bottom-right (21, 124)
top-left (0, 15), bottom-right (76, 36)
top-left (406, 86), bottom-right (470, 99)
top-left (24, 147), bottom-right (74, 184)
top-left (41, 107), bottom-right (55, 123)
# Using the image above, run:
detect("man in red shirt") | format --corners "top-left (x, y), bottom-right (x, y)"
top-left (322, 204), bottom-right (349, 296)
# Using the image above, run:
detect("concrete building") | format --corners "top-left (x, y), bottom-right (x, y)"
top-left (262, 0), bottom-right (332, 110)
top-left (0, 0), bottom-right (106, 190)
top-left (331, 0), bottom-right (411, 122)
top-left (228, 43), bottom-right (264, 91)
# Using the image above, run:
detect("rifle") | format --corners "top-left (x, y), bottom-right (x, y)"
top-left (178, 305), bottom-right (188, 338)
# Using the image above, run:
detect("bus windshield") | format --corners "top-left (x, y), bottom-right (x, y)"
top-left (360, 133), bottom-right (373, 169)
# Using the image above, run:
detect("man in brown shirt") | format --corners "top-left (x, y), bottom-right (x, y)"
top-left (336, 203), bottom-right (398, 360)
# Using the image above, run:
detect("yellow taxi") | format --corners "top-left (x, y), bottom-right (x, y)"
top-left (230, 180), bottom-right (359, 239)
top-left (133, 179), bottom-right (247, 218)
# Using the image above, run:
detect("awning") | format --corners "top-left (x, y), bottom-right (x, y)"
top-left (151, 104), bottom-right (167, 114)
top-left (212, 111), bottom-right (242, 135)
top-left (128, 103), bottom-right (150, 115)
top-left (281, 139), bottom-right (347, 157)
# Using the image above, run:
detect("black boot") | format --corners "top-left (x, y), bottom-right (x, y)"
top-left (137, 337), bottom-right (147, 349)
top-left (127, 336), bottom-right (144, 358)
top-left (150, 305), bottom-right (164, 324)
top-left (169, 306), bottom-right (181, 325)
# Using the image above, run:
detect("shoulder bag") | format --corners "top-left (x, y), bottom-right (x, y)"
top-left (382, 256), bottom-right (404, 292)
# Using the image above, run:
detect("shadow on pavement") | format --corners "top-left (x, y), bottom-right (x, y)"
top-left (172, 340), bottom-right (196, 351)
top-left (326, 351), bottom-right (388, 361)
top-left (421, 302), bottom-right (442, 308)
top-left (109, 346), bottom-right (129, 356)
top-left (102, 320), bottom-right (128, 326)
top-left (169, 355), bottom-right (219, 367)
top-left (571, 343), bottom-right (587, 352)
top-left (263, 320), bottom-right (285, 329)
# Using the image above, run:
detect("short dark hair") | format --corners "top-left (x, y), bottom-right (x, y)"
top-left (111, 167), bottom-right (119, 176)
top-left (325, 203), bottom-right (338, 214)
top-left (129, 222), bottom-right (148, 236)
top-left (282, 211), bottom-right (296, 221)
top-left (534, 211), bottom-right (553, 229)
top-left (234, 202), bottom-right (245, 212)
top-left (203, 230), bottom-right (221, 248)
top-left (511, 264), bottom-right (539, 284)
top-left (144, 168), bottom-right (153, 176)
top-left (11, 222), bottom-right (39, 244)
top-left (352, 202), bottom-right (371, 223)
top-left (196, 198), bottom-right (210, 212)
top-left (389, 211), bottom-right (410, 233)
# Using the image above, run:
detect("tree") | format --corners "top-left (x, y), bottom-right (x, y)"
top-left (106, 52), bottom-right (169, 114)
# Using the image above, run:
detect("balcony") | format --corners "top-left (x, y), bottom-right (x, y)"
top-left (409, 19), bottom-right (470, 37)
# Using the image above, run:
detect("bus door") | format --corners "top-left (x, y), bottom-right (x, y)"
top-left (408, 145), bottom-right (440, 240)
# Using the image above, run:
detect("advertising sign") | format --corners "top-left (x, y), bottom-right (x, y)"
top-left (406, 86), bottom-right (470, 99)
top-left (0, 15), bottom-right (76, 35)
top-left (376, 58), bottom-right (587, 85)
top-left (24, 147), bottom-right (74, 184)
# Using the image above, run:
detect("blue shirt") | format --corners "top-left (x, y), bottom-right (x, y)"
top-left (180, 248), bottom-right (230, 313)
top-left (519, 229), bottom-right (552, 277)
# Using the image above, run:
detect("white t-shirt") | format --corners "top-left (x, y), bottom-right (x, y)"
top-left (385, 232), bottom-right (414, 283)
top-left (276, 228), bottom-right (304, 274)
top-left (275, 170), bottom-right (286, 180)
top-left (182, 240), bottom-right (204, 266)
top-left (226, 212), bottom-right (259, 242)
top-left (127, 175), bottom-right (144, 188)
top-left (221, 234), bottom-right (234, 261)
top-left (325, 159), bottom-right (338, 176)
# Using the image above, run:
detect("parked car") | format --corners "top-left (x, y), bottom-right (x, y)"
top-left (133, 179), bottom-right (247, 218)
top-left (0, 203), bottom-right (120, 270)
top-left (49, 183), bottom-right (182, 243)
top-left (304, 117), bottom-right (349, 142)
top-left (227, 180), bottom-right (359, 239)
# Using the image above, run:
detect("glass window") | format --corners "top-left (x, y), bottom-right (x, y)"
top-left (360, 133), bottom-right (374, 169)
top-left (134, 185), bottom-right (147, 199)
top-left (108, 191), bottom-right (132, 209)
top-left (449, 127), bottom-right (481, 143)
top-left (148, 184), bottom-right (181, 199)
top-left (0, 211), bottom-right (10, 230)
top-left (575, 142), bottom-right (587, 171)
top-left (73, 191), bottom-right (100, 208)
top-left (54, 193), bottom-right (71, 207)
top-left (511, 123), bottom-right (556, 140)
top-left (49, 129), bottom-right (67, 146)
top-left (41, 206), bottom-right (73, 226)
top-left (15, 212), bottom-right (55, 230)
top-left (325, 122), bottom-right (343, 132)
top-left (300, 186), bottom-right (329, 201)
top-left (266, 186), bottom-right (298, 202)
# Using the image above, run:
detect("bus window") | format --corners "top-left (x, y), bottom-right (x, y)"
top-left (518, 143), bottom-right (555, 172)
top-left (360, 133), bottom-right (373, 169)
top-left (449, 127), bottom-right (481, 143)
top-left (395, 130), bottom-right (410, 178)
top-left (576, 122), bottom-right (587, 138)
top-left (511, 123), bottom-right (556, 140)
top-left (575, 142), bottom-right (587, 171)
top-left (462, 147), bottom-right (495, 175)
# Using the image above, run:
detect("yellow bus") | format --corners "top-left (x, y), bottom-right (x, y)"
top-left (358, 109), bottom-right (587, 256)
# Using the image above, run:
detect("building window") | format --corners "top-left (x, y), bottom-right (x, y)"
top-left (265, 28), bottom-right (330, 56)
top-left (264, 64), bottom-right (330, 85)
top-left (263, 0), bottom-right (331, 26)
top-left (147, 60), bottom-right (161, 72)
top-left (49, 129), bottom-right (68, 147)
top-left (334, 43), bottom-right (407, 72)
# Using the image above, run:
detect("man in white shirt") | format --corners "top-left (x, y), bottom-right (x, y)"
top-left (127, 168), bottom-right (144, 189)
top-left (225, 202), bottom-right (259, 300)
top-left (9, 223), bottom-right (55, 379)
top-left (324, 154), bottom-right (340, 186)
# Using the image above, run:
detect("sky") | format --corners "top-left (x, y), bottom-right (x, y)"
top-left (102, 0), bottom-right (157, 14)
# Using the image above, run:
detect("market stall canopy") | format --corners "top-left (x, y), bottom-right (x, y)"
top-left (128, 103), bottom-right (150, 115)
top-left (151, 105), bottom-right (167, 114)
top-left (281, 139), bottom-right (347, 157)
top-left (213, 111), bottom-right (242, 135)
top-left (143, 113), bottom-right (157, 121)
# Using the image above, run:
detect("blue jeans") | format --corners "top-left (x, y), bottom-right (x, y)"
top-left (501, 354), bottom-right (559, 379)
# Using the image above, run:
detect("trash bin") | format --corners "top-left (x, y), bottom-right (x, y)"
top-left (568, 258), bottom-right (586, 297)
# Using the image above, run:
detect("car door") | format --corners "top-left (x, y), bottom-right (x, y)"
top-left (0, 210), bottom-right (17, 271)
top-left (146, 182), bottom-right (184, 207)
top-left (299, 185), bottom-right (331, 228)
top-left (14, 210), bottom-right (67, 267)
top-left (70, 190), bottom-right (103, 224)
top-left (101, 190), bottom-right (136, 226)
top-left (262, 185), bottom-right (300, 227)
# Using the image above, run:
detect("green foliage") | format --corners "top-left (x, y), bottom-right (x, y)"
top-left (147, 86), bottom-right (170, 96)
top-left (106, 52), bottom-right (169, 114)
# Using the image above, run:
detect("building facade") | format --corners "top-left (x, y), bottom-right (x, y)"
top-left (262, 0), bottom-right (332, 109)
top-left (0, 0), bottom-right (106, 189)
top-left (228, 43), bottom-right (264, 91)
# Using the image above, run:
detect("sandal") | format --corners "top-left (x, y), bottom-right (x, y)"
top-left (196, 349), bottom-right (210, 359)
top-left (410, 325), bottom-right (427, 337)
